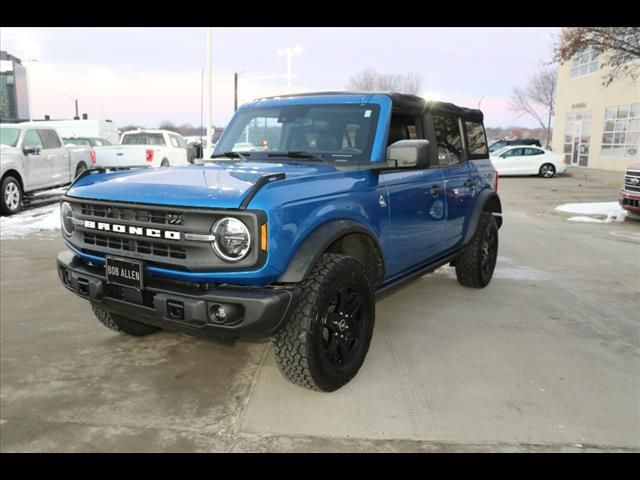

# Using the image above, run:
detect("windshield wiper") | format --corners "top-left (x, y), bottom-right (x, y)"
top-left (210, 151), bottom-right (250, 161)
top-left (267, 151), bottom-right (327, 163)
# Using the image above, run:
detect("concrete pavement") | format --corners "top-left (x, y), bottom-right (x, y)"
top-left (1, 174), bottom-right (638, 452)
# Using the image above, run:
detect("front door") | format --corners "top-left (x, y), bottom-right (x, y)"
top-left (21, 129), bottom-right (49, 190)
top-left (563, 112), bottom-right (592, 167)
top-left (380, 168), bottom-right (447, 278)
top-left (38, 129), bottom-right (69, 185)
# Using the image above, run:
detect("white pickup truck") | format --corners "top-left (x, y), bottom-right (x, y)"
top-left (91, 129), bottom-right (193, 168)
top-left (1, 123), bottom-right (93, 215)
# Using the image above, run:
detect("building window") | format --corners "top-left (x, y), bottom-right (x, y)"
top-left (571, 48), bottom-right (599, 78)
top-left (601, 104), bottom-right (640, 157)
top-left (563, 112), bottom-right (592, 166)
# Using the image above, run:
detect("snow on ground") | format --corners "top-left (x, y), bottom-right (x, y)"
top-left (555, 202), bottom-right (628, 223)
top-left (0, 204), bottom-right (61, 240)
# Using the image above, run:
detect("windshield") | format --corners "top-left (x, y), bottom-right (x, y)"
top-left (0, 128), bottom-right (20, 147)
top-left (489, 141), bottom-right (507, 153)
top-left (214, 104), bottom-right (380, 163)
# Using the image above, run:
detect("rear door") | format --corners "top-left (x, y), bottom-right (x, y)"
top-left (380, 115), bottom-right (447, 278)
top-left (522, 147), bottom-right (546, 174)
top-left (430, 113), bottom-right (478, 250)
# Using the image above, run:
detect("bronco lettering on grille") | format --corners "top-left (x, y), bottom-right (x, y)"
top-left (83, 220), bottom-right (181, 240)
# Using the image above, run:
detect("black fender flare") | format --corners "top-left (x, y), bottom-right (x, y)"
top-left (462, 189), bottom-right (503, 246)
top-left (277, 219), bottom-right (385, 283)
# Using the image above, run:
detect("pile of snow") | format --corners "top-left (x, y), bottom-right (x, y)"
top-left (0, 204), bottom-right (61, 240)
top-left (555, 202), bottom-right (628, 224)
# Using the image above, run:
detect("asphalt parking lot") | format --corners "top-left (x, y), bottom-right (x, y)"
top-left (1, 174), bottom-right (638, 452)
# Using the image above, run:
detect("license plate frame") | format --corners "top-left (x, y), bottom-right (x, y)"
top-left (105, 256), bottom-right (144, 290)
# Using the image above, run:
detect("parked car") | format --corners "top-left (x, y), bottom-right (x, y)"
top-left (489, 137), bottom-right (541, 153)
top-left (619, 163), bottom-right (640, 219)
top-left (56, 91), bottom-right (502, 391)
top-left (1, 123), bottom-right (93, 215)
top-left (490, 145), bottom-right (568, 178)
top-left (89, 129), bottom-right (193, 168)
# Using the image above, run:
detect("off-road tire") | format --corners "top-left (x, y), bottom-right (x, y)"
top-left (91, 303), bottom-right (158, 336)
top-left (1, 175), bottom-right (23, 215)
top-left (273, 254), bottom-right (375, 392)
top-left (455, 212), bottom-right (499, 288)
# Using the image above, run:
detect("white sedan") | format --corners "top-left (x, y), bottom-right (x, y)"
top-left (490, 146), bottom-right (568, 178)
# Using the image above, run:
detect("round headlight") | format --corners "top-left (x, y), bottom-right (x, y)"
top-left (60, 202), bottom-right (74, 236)
top-left (212, 217), bottom-right (251, 262)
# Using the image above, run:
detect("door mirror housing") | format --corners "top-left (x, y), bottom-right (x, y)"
top-left (24, 146), bottom-right (42, 156)
top-left (385, 139), bottom-right (431, 168)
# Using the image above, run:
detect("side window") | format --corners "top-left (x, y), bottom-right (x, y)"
top-left (433, 114), bottom-right (463, 166)
top-left (169, 135), bottom-right (180, 148)
top-left (465, 121), bottom-right (488, 157)
top-left (387, 115), bottom-right (422, 147)
top-left (38, 129), bottom-right (62, 149)
top-left (23, 130), bottom-right (44, 150)
top-left (504, 148), bottom-right (523, 157)
top-left (525, 148), bottom-right (543, 156)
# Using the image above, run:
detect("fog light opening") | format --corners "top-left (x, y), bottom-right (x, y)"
top-left (208, 303), bottom-right (243, 325)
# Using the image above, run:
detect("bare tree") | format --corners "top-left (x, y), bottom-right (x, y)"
top-left (346, 69), bottom-right (423, 95)
top-left (554, 27), bottom-right (640, 86)
top-left (159, 120), bottom-right (179, 132)
top-left (508, 67), bottom-right (557, 147)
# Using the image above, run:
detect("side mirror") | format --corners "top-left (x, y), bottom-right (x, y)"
top-left (24, 146), bottom-right (42, 156)
top-left (385, 139), bottom-right (431, 168)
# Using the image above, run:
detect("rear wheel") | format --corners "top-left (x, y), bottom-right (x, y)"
top-left (160, 159), bottom-right (170, 167)
top-left (91, 304), bottom-right (158, 336)
top-left (273, 254), bottom-right (375, 392)
top-left (455, 212), bottom-right (499, 288)
top-left (539, 163), bottom-right (555, 178)
top-left (1, 176), bottom-right (23, 215)
top-left (75, 162), bottom-right (87, 179)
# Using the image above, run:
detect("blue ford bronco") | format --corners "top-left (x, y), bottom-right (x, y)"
top-left (57, 92), bottom-right (502, 391)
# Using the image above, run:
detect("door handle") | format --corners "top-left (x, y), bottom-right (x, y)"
top-left (430, 185), bottom-right (444, 196)
top-left (464, 179), bottom-right (476, 188)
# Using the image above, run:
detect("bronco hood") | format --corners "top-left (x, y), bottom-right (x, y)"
top-left (66, 161), bottom-right (337, 209)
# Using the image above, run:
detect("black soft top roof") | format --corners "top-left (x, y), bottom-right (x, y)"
top-left (263, 91), bottom-right (484, 123)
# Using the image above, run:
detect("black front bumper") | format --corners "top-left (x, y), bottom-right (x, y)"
top-left (56, 251), bottom-right (297, 340)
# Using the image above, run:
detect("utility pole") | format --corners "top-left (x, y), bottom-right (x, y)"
top-left (234, 72), bottom-right (238, 111)
top-left (205, 28), bottom-right (213, 155)
top-left (75, 99), bottom-right (79, 119)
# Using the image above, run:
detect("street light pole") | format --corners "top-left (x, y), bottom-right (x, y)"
top-left (277, 46), bottom-right (302, 92)
top-left (234, 72), bottom-right (238, 111)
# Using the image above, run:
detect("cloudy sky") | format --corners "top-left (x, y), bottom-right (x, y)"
top-left (1, 27), bottom-right (560, 128)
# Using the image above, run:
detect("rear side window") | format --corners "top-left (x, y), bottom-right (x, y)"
top-left (433, 114), bottom-right (463, 166)
top-left (465, 121), bottom-right (488, 157)
top-left (525, 147), bottom-right (544, 156)
top-left (38, 129), bottom-right (62, 149)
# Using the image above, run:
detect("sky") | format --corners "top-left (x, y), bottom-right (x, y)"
top-left (0, 27), bottom-right (560, 129)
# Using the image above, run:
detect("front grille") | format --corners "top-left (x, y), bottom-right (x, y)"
top-left (624, 170), bottom-right (640, 193)
top-left (84, 232), bottom-right (187, 259)
top-left (81, 203), bottom-right (184, 225)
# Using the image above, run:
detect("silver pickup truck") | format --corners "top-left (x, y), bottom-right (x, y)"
top-left (1, 123), bottom-right (93, 215)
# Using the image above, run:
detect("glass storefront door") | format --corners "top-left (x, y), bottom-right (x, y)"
top-left (564, 112), bottom-right (593, 166)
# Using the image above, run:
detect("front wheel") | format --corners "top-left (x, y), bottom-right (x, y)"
top-left (1, 176), bottom-right (23, 215)
top-left (160, 159), bottom-right (170, 167)
top-left (539, 163), bottom-right (556, 178)
top-left (455, 212), bottom-right (499, 288)
top-left (273, 254), bottom-right (375, 392)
